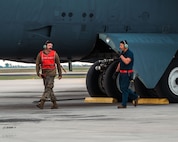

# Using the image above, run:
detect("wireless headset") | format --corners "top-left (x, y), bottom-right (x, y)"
top-left (123, 40), bottom-right (128, 48)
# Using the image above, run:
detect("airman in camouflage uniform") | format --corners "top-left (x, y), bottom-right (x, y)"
top-left (36, 41), bottom-right (62, 109)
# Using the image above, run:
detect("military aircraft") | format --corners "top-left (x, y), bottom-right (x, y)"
top-left (0, 0), bottom-right (178, 102)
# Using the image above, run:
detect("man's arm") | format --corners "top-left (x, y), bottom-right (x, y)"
top-left (55, 52), bottom-right (62, 79)
top-left (120, 55), bottom-right (131, 65)
top-left (112, 62), bottom-right (120, 80)
top-left (116, 63), bottom-right (120, 72)
top-left (36, 53), bottom-right (41, 76)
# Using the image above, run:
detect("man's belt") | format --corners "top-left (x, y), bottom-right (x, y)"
top-left (120, 70), bottom-right (134, 73)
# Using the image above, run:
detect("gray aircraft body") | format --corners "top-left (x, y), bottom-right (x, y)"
top-left (0, 0), bottom-right (178, 102)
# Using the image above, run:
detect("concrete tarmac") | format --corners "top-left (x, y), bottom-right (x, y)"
top-left (0, 78), bottom-right (178, 142)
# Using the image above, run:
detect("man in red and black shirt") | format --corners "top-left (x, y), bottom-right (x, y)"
top-left (36, 41), bottom-right (62, 109)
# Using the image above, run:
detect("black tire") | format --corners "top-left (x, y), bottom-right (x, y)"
top-left (104, 60), bottom-right (122, 101)
top-left (86, 61), bottom-right (107, 97)
top-left (156, 59), bottom-right (178, 102)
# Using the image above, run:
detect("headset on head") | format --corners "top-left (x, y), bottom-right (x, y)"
top-left (43, 44), bottom-right (47, 49)
top-left (43, 40), bottom-right (52, 49)
top-left (123, 40), bottom-right (128, 48)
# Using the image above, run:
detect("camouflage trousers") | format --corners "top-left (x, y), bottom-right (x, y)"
top-left (41, 76), bottom-right (57, 102)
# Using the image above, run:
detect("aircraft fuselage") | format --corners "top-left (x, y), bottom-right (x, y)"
top-left (0, 0), bottom-right (178, 62)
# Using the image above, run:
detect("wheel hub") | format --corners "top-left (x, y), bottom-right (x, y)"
top-left (176, 78), bottom-right (178, 85)
top-left (168, 67), bottom-right (178, 96)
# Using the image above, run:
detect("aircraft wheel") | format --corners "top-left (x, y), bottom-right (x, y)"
top-left (104, 60), bottom-right (122, 101)
top-left (158, 59), bottom-right (178, 102)
top-left (86, 61), bottom-right (107, 97)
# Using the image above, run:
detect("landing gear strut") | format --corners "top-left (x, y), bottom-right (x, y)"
top-left (86, 59), bottom-right (122, 100)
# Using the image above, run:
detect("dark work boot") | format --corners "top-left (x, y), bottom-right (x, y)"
top-left (51, 101), bottom-right (58, 109)
top-left (117, 105), bottom-right (127, 109)
top-left (132, 96), bottom-right (140, 107)
top-left (36, 100), bottom-right (45, 109)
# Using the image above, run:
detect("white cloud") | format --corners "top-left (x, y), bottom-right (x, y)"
top-left (0, 60), bottom-right (35, 67)
top-left (0, 60), bottom-right (92, 67)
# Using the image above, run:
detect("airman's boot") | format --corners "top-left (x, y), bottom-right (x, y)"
top-left (36, 100), bottom-right (45, 109)
top-left (117, 105), bottom-right (127, 109)
top-left (132, 96), bottom-right (140, 107)
top-left (51, 101), bottom-right (58, 109)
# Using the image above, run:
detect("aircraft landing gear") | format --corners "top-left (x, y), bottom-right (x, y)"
top-left (103, 60), bottom-right (122, 101)
top-left (86, 61), bottom-right (107, 97)
top-left (86, 59), bottom-right (122, 100)
top-left (156, 59), bottom-right (178, 102)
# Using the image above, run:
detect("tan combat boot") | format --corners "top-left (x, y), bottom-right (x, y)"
top-left (36, 100), bottom-right (45, 109)
top-left (51, 101), bottom-right (58, 109)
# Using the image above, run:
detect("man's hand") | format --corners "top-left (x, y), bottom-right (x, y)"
top-left (58, 75), bottom-right (62, 80)
top-left (112, 72), bottom-right (119, 80)
top-left (41, 74), bottom-right (46, 78)
top-left (38, 73), bottom-right (46, 78)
